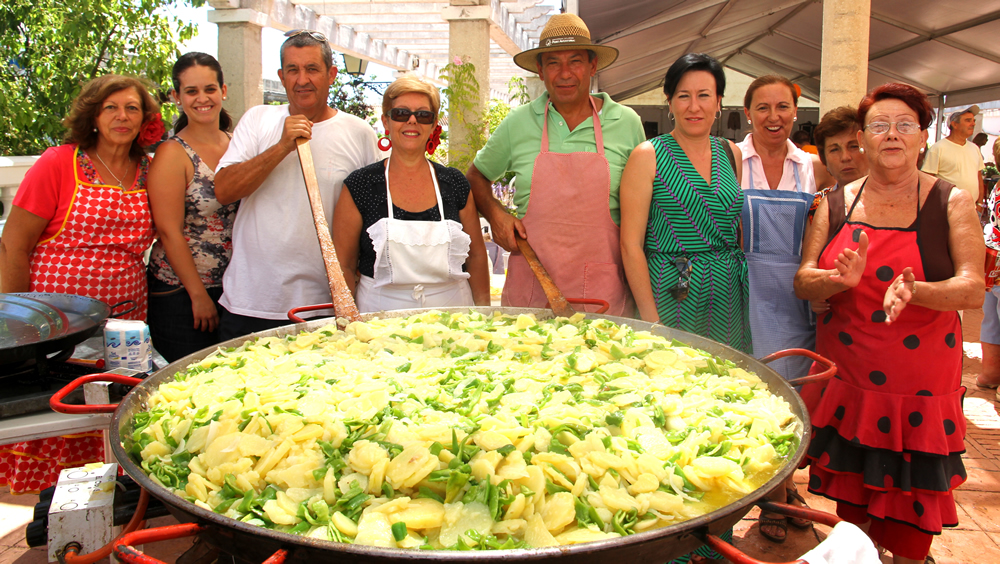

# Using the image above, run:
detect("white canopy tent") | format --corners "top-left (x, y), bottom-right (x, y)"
top-left (584, 0), bottom-right (1000, 108)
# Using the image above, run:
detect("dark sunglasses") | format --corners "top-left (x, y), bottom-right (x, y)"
top-left (284, 29), bottom-right (328, 42)
top-left (389, 108), bottom-right (436, 124)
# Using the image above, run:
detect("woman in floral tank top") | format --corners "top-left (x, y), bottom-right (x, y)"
top-left (147, 53), bottom-right (239, 362)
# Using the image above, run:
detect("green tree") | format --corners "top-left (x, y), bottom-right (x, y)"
top-left (0, 0), bottom-right (197, 155)
top-left (439, 57), bottom-right (485, 175)
top-left (330, 69), bottom-right (376, 122)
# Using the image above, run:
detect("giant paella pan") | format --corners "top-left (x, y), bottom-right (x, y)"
top-left (52, 306), bottom-right (835, 564)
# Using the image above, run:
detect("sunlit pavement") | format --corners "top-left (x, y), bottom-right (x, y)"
top-left (731, 307), bottom-right (1000, 563)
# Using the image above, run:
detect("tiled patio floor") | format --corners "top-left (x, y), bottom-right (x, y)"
top-left (2, 310), bottom-right (999, 563)
top-left (730, 308), bottom-right (1000, 563)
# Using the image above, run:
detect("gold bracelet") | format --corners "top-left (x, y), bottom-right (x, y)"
top-left (910, 280), bottom-right (917, 298)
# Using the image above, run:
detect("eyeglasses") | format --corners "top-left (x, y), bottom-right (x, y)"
top-left (864, 121), bottom-right (921, 135)
top-left (284, 29), bottom-right (328, 42)
top-left (389, 108), bottom-right (436, 124)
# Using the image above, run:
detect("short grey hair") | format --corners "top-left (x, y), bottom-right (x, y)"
top-left (280, 34), bottom-right (334, 70)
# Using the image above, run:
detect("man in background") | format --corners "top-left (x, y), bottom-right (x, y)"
top-left (923, 105), bottom-right (985, 208)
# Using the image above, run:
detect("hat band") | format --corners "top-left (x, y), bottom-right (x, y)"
top-left (541, 35), bottom-right (591, 48)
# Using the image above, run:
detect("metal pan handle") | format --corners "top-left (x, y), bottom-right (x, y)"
top-left (49, 374), bottom-right (145, 414)
top-left (703, 501), bottom-right (842, 564)
top-left (112, 523), bottom-right (289, 564)
top-left (109, 300), bottom-right (137, 318)
top-left (760, 348), bottom-right (837, 387)
top-left (287, 303), bottom-right (335, 324)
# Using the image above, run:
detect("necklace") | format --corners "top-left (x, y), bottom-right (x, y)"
top-left (93, 150), bottom-right (130, 188)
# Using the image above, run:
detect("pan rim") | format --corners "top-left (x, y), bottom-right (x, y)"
top-left (110, 307), bottom-right (811, 561)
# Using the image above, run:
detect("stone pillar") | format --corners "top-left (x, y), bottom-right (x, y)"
top-left (207, 9), bottom-right (266, 124)
top-left (443, 2), bottom-right (491, 171)
top-left (819, 0), bottom-right (871, 117)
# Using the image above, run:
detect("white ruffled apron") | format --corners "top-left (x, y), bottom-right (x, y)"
top-left (356, 160), bottom-right (473, 312)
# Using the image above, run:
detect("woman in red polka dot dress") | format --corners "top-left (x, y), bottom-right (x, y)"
top-left (794, 83), bottom-right (985, 563)
top-left (0, 75), bottom-right (161, 494)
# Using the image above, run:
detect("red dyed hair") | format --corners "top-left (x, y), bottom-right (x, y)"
top-left (857, 83), bottom-right (934, 131)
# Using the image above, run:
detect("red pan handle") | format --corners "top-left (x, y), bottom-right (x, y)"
top-left (112, 523), bottom-right (289, 564)
top-left (703, 501), bottom-right (842, 564)
top-left (113, 523), bottom-right (205, 564)
top-left (287, 303), bottom-right (335, 324)
top-left (760, 348), bottom-right (837, 386)
top-left (566, 298), bottom-right (611, 314)
top-left (49, 373), bottom-right (144, 414)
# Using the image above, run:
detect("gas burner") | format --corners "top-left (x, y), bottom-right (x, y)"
top-left (0, 358), bottom-right (106, 418)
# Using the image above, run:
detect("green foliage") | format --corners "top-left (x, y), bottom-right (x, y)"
top-left (507, 76), bottom-right (530, 106)
top-left (439, 57), bottom-right (485, 175)
top-left (330, 70), bottom-right (377, 121)
top-left (0, 0), bottom-right (198, 155)
top-left (484, 76), bottom-right (532, 208)
top-left (486, 99), bottom-right (510, 136)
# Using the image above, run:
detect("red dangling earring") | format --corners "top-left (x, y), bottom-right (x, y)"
top-left (378, 136), bottom-right (392, 151)
top-left (426, 124), bottom-right (443, 155)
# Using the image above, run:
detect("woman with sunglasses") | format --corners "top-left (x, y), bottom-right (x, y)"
top-left (333, 75), bottom-right (490, 312)
top-left (795, 83), bottom-right (983, 564)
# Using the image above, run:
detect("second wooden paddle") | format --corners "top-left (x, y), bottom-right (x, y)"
top-left (514, 233), bottom-right (576, 318)
top-left (295, 137), bottom-right (362, 322)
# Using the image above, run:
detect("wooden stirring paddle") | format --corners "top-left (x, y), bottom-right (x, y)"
top-left (514, 233), bottom-right (576, 318)
top-left (295, 138), bottom-right (362, 322)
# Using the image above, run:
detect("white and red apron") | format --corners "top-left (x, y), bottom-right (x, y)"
top-left (357, 160), bottom-right (473, 312)
top-left (501, 96), bottom-right (632, 315)
top-left (28, 147), bottom-right (153, 320)
top-left (1, 148), bottom-right (153, 494)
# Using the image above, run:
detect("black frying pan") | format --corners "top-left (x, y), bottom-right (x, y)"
top-left (0, 292), bottom-right (133, 366)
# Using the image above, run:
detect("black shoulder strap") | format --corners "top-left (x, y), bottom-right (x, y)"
top-left (720, 137), bottom-right (737, 175)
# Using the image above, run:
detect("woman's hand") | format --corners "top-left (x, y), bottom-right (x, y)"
top-left (828, 230), bottom-right (868, 288)
top-left (883, 267), bottom-right (916, 324)
top-left (191, 292), bottom-right (220, 332)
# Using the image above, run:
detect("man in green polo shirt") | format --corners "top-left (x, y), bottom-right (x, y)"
top-left (466, 13), bottom-right (644, 316)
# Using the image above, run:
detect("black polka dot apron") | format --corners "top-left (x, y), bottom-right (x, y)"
top-left (801, 180), bottom-right (965, 537)
top-left (27, 147), bottom-right (153, 320)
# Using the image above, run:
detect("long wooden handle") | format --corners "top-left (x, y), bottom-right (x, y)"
top-left (514, 234), bottom-right (576, 318)
top-left (295, 138), bottom-right (361, 322)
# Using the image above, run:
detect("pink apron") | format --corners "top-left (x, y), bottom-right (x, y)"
top-left (501, 96), bottom-right (632, 315)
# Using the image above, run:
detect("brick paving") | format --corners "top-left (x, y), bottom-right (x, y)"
top-left (731, 308), bottom-right (1000, 563)
top-left (2, 309), bottom-right (999, 563)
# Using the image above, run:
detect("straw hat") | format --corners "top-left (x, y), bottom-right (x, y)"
top-left (513, 13), bottom-right (619, 73)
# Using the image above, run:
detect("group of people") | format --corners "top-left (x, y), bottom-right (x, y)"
top-left (0, 11), bottom-right (987, 564)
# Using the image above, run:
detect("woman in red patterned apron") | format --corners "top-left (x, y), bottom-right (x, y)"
top-left (0, 75), bottom-right (162, 494)
top-left (794, 83), bottom-right (984, 563)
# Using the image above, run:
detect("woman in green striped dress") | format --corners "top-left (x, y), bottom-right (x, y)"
top-left (621, 53), bottom-right (751, 355)
top-left (620, 53), bottom-right (749, 564)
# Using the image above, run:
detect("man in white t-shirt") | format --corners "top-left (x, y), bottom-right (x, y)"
top-left (922, 105), bottom-right (985, 207)
top-left (214, 30), bottom-right (378, 339)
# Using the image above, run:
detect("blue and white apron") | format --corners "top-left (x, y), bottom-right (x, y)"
top-left (741, 163), bottom-right (815, 380)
